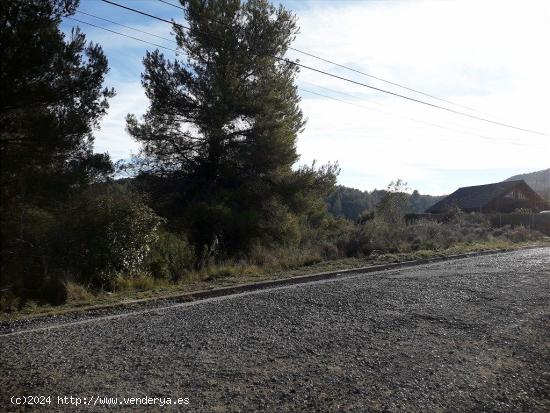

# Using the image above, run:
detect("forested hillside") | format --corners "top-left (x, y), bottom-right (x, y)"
top-left (327, 185), bottom-right (444, 220)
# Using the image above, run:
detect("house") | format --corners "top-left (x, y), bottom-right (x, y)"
top-left (426, 180), bottom-right (549, 214)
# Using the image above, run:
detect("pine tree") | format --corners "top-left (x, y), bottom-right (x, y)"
top-left (127, 0), bottom-right (323, 255)
top-left (1, 0), bottom-right (114, 298)
top-left (0, 0), bottom-right (115, 207)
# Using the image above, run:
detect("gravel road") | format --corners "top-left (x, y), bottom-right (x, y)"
top-left (1, 248), bottom-right (549, 412)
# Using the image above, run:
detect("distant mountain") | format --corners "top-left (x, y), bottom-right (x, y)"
top-left (505, 168), bottom-right (550, 200)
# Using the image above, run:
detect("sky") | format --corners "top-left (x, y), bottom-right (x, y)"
top-left (61, 0), bottom-right (550, 195)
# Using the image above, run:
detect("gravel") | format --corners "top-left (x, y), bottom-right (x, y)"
top-left (1, 248), bottom-right (549, 412)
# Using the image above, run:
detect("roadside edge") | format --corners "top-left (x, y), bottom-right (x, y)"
top-left (3, 245), bottom-right (546, 323)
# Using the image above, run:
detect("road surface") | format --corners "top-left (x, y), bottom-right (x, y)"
top-left (1, 248), bottom-right (549, 412)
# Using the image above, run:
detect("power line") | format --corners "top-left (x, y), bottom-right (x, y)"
top-left (298, 86), bottom-right (528, 147)
top-left (302, 79), bottom-right (548, 146)
top-left (290, 48), bottom-right (477, 112)
top-left (299, 79), bottom-right (500, 140)
top-left (286, 59), bottom-right (549, 137)
top-left (97, 0), bottom-right (549, 137)
top-left (76, 10), bottom-right (178, 44)
top-left (157, 0), bottom-right (184, 9)
top-left (101, 0), bottom-right (190, 29)
top-left (64, 16), bottom-right (540, 148)
top-left (155, 0), bottom-right (476, 112)
top-left (66, 17), bottom-right (179, 53)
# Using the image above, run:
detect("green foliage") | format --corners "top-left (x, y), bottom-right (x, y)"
top-left (1, 203), bottom-right (67, 304)
top-left (376, 180), bottom-right (410, 225)
top-left (408, 190), bottom-right (445, 214)
top-left (357, 210), bottom-right (375, 224)
top-left (406, 220), bottom-right (454, 251)
top-left (320, 204), bottom-right (544, 259)
top-left (3, 1), bottom-right (543, 312)
top-left (146, 230), bottom-right (195, 281)
top-left (64, 281), bottom-right (93, 303)
top-left (500, 225), bottom-right (542, 243)
top-left (326, 186), bottom-right (380, 220)
top-left (1, 0), bottom-right (114, 304)
top-left (346, 219), bottom-right (405, 255)
top-left (1, 0), bottom-right (115, 205)
top-left (65, 185), bottom-right (164, 288)
top-left (126, 0), bottom-right (338, 257)
top-left (1, 184), bottom-right (163, 299)
top-left (0, 292), bottom-right (21, 313)
top-left (327, 185), bottom-right (444, 220)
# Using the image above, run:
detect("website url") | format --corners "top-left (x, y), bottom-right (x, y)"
top-left (10, 395), bottom-right (190, 407)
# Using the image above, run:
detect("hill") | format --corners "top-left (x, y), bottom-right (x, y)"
top-left (505, 168), bottom-right (550, 200)
top-left (326, 185), bottom-right (444, 220)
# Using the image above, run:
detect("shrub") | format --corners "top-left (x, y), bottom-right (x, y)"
top-left (0, 292), bottom-right (21, 313)
top-left (146, 230), bottom-right (195, 281)
top-left (0, 204), bottom-right (67, 304)
top-left (65, 281), bottom-right (93, 303)
top-left (503, 226), bottom-right (542, 243)
top-left (375, 180), bottom-right (410, 225)
top-left (346, 218), bottom-right (405, 256)
top-left (406, 220), bottom-right (445, 250)
top-left (320, 242), bottom-right (340, 260)
top-left (357, 210), bottom-right (375, 224)
top-left (65, 185), bottom-right (164, 288)
top-left (247, 243), bottom-right (279, 267)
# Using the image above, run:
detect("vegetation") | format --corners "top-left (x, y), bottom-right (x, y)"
top-left (0, 0), bottom-right (545, 316)
top-left (126, 0), bottom-right (337, 259)
top-left (327, 184), bottom-right (444, 219)
top-left (1, 0), bottom-right (116, 304)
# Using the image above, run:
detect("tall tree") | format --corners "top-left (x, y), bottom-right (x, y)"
top-left (127, 0), bottom-right (334, 255)
top-left (0, 0), bottom-right (114, 207)
top-left (0, 0), bottom-right (114, 297)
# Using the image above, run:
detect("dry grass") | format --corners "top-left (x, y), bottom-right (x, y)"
top-left (1, 239), bottom-right (546, 321)
top-left (65, 281), bottom-right (94, 303)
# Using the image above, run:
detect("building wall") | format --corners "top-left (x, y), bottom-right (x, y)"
top-left (485, 186), bottom-right (548, 213)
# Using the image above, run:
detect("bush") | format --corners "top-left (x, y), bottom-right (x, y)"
top-left (0, 292), bottom-right (21, 313)
top-left (340, 218), bottom-right (405, 256)
top-left (246, 243), bottom-right (279, 267)
top-left (406, 220), bottom-right (446, 250)
top-left (320, 242), bottom-right (340, 260)
top-left (375, 180), bottom-right (409, 226)
top-left (146, 230), bottom-right (195, 281)
top-left (65, 185), bottom-right (164, 288)
top-left (0, 204), bottom-right (67, 304)
top-left (357, 210), bottom-right (375, 224)
top-left (65, 281), bottom-right (93, 303)
top-left (502, 226), bottom-right (542, 243)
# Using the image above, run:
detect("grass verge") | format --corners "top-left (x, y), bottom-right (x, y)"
top-left (2, 240), bottom-right (548, 321)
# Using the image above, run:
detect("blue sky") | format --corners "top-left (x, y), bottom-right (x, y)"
top-left (62, 0), bottom-right (549, 195)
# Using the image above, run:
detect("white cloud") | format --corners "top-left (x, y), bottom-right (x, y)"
top-left (93, 81), bottom-right (147, 160)
top-left (290, 0), bottom-right (550, 193)
top-left (88, 0), bottom-right (549, 194)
